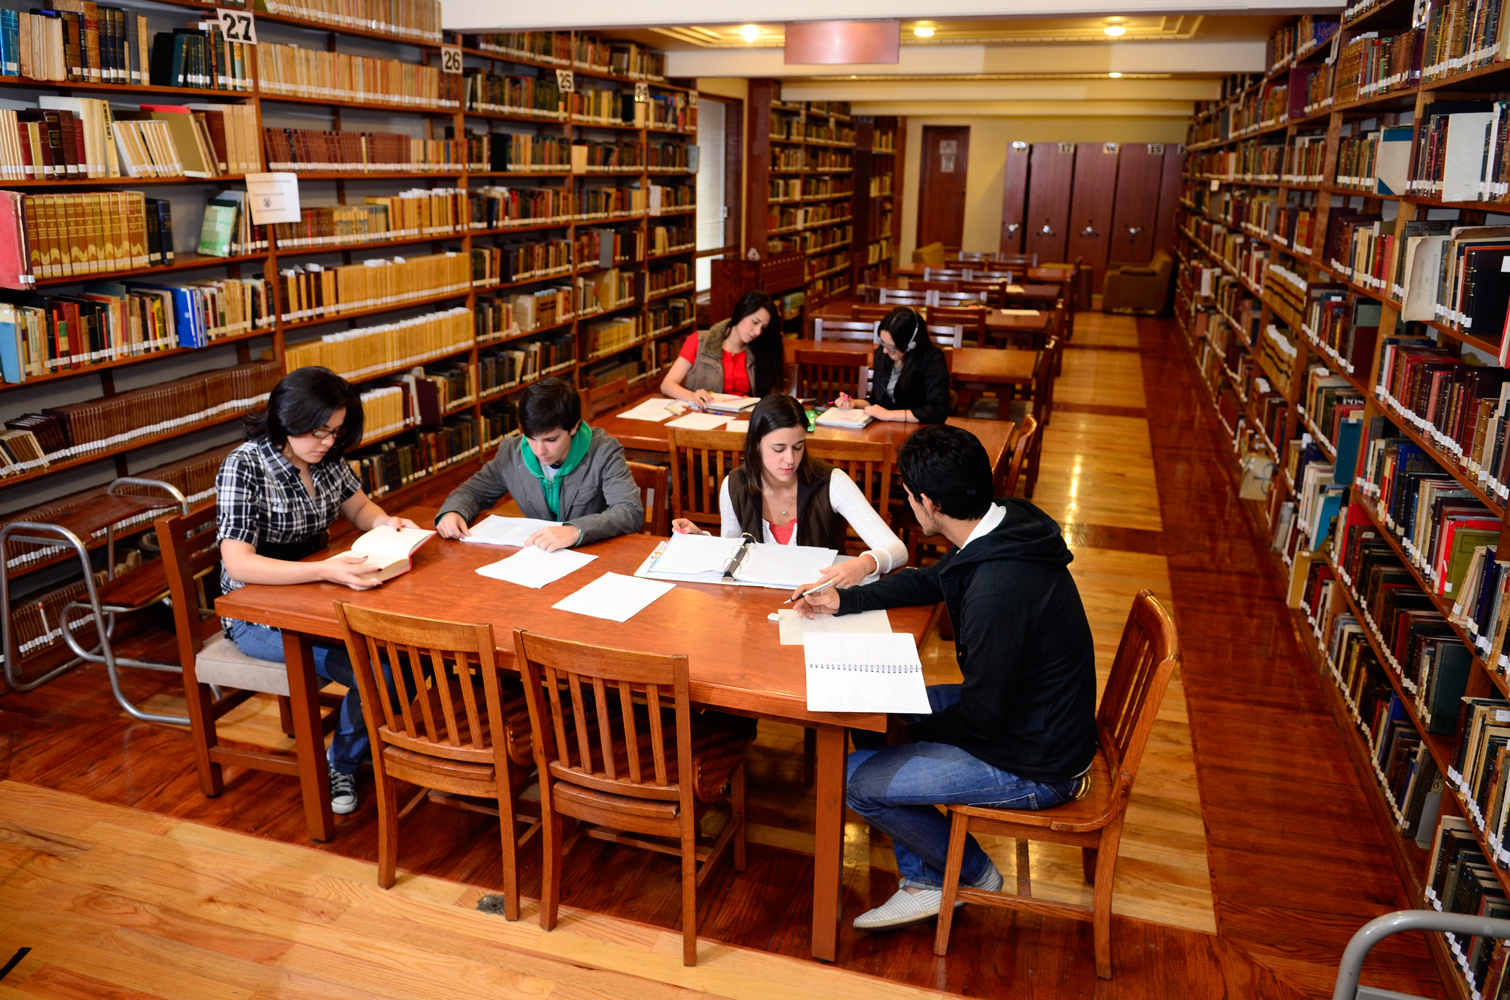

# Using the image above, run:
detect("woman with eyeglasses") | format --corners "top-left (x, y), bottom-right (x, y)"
top-left (842, 306), bottom-right (952, 424)
top-left (215, 365), bottom-right (422, 816)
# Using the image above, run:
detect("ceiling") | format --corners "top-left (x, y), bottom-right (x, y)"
top-left (648, 15), bottom-right (1222, 48)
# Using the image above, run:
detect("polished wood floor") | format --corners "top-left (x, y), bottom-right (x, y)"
top-left (0, 315), bottom-right (1448, 999)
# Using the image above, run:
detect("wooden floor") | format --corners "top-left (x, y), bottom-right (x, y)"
top-left (0, 315), bottom-right (1450, 999)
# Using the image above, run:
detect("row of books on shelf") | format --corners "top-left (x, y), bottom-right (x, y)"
top-left (282, 306), bottom-right (474, 382)
top-left (1303, 287), bottom-right (1379, 377)
top-left (768, 177), bottom-right (854, 201)
top-left (0, 273), bottom-right (270, 383)
top-left (255, 43), bottom-right (460, 109)
top-left (1333, 27), bottom-right (1420, 106)
top-left (350, 418), bottom-right (479, 500)
top-left (269, 191), bottom-right (469, 249)
top-left (1409, 101), bottom-right (1510, 202)
top-left (1268, 14), bottom-right (1338, 69)
top-left (264, 128), bottom-right (465, 174)
top-left (460, 32), bottom-right (668, 82)
top-left (254, 0), bottom-right (442, 43)
top-left (478, 333), bottom-right (574, 395)
top-left (1427, 814), bottom-right (1510, 998)
top-left (0, 101), bottom-right (259, 181)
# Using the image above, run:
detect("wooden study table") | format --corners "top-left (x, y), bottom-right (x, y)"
top-left (860, 275), bottom-right (1064, 308)
top-left (950, 348), bottom-right (1037, 419)
top-left (896, 262), bottom-right (1077, 284)
top-left (215, 522), bottom-right (935, 962)
top-left (808, 303), bottom-right (1052, 346)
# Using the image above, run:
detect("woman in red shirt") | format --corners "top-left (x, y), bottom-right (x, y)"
top-left (660, 290), bottom-right (782, 407)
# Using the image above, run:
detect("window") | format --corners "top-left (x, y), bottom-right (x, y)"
top-left (695, 95), bottom-right (742, 292)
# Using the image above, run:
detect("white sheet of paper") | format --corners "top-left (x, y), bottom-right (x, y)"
top-left (245, 172), bottom-right (301, 224)
top-left (650, 532), bottom-right (742, 575)
top-left (475, 545), bottom-right (597, 588)
top-left (736, 543), bottom-right (839, 588)
top-left (804, 632), bottom-right (931, 713)
top-left (615, 398), bottom-right (677, 422)
top-left (665, 411), bottom-right (733, 431)
top-left (999, 308), bottom-right (1042, 316)
top-left (461, 515), bottom-right (561, 546)
top-left (553, 572), bottom-right (675, 622)
top-left (778, 608), bottom-right (892, 645)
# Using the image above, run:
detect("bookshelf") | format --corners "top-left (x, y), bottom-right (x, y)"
top-left (1172, 7), bottom-right (1510, 996)
top-left (851, 114), bottom-right (902, 288)
top-left (0, 9), bottom-right (691, 681)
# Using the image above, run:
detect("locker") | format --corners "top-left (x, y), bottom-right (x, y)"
top-left (1108, 143), bottom-right (1166, 267)
top-left (1023, 141), bottom-right (1073, 263)
top-left (1154, 146), bottom-right (1187, 257)
top-left (999, 141), bottom-right (1029, 255)
top-left (1064, 141), bottom-right (1121, 290)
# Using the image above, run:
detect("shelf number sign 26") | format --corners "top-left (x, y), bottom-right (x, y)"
top-left (440, 45), bottom-right (462, 74)
top-left (217, 9), bottom-right (256, 44)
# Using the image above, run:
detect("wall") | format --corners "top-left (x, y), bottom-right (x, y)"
top-left (896, 116), bottom-right (1189, 260)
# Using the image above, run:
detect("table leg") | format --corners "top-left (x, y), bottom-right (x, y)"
top-left (811, 723), bottom-right (847, 962)
top-left (283, 630), bottom-right (334, 842)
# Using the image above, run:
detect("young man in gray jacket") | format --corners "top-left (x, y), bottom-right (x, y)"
top-left (434, 378), bottom-right (644, 549)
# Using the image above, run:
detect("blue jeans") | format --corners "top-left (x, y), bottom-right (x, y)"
top-left (223, 618), bottom-right (369, 776)
top-left (846, 684), bottom-right (1081, 888)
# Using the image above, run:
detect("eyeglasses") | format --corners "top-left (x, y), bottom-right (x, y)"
top-left (303, 426), bottom-right (340, 441)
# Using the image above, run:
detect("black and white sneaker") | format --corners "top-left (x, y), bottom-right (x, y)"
top-left (328, 767), bottom-right (358, 815)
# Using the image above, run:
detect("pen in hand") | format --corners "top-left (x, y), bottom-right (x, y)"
top-left (783, 578), bottom-right (838, 604)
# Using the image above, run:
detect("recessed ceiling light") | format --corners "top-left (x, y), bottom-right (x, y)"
top-left (913, 25), bottom-right (935, 38)
top-left (1104, 25), bottom-right (1126, 37)
top-left (739, 24), bottom-right (760, 40)
top-left (1108, 71), bottom-right (1123, 78)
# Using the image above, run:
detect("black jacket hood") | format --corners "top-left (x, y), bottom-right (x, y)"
top-left (943, 498), bottom-right (1073, 572)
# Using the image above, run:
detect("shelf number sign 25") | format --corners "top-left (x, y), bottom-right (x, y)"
top-left (440, 45), bottom-right (462, 74)
top-left (634, 81), bottom-right (648, 103)
top-left (217, 9), bottom-right (256, 44)
top-left (555, 69), bottom-right (575, 93)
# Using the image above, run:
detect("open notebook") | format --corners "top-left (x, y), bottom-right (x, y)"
top-left (804, 632), bottom-right (931, 714)
top-left (636, 532), bottom-right (837, 590)
top-left (327, 526), bottom-right (435, 583)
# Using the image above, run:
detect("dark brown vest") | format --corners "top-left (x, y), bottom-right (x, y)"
top-left (727, 458), bottom-right (846, 549)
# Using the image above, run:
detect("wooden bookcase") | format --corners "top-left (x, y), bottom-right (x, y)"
top-left (0, 7), bottom-right (691, 679)
top-left (851, 114), bottom-right (902, 288)
top-left (1170, 6), bottom-right (1510, 997)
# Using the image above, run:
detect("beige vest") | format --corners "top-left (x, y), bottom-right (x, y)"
top-left (683, 320), bottom-right (759, 395)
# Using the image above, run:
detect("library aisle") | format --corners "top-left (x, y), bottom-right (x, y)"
top-left (0, 315), bottom-right (1452, 998)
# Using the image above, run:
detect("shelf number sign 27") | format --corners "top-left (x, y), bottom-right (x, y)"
top-left (217, 9), bottom-right (256, 44)
top-left (440, 45), bottom-right (462, 74)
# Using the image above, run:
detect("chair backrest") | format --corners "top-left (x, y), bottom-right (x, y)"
top-left (878, 287), bottom-right (930, 308)
top-left (155, 502), bottom-right (222, 666)
top-left (953, 251), bottom-right (995, 263)
top-left (335, 602), bottom-right (509, 762)
top-left (997, 252), bottom-right (1037, 267)
top-left (929, 306), bottom-right (986, 342)
top-left (857, 284), bottom-right (883, 303)
top-left (971, 269), bottom-right (1016, 283)
top-left (1098, 590), bottom-right (1180, 787)
top-left (512, 628), bottom-right (692, 810)
top-left (806, 437), bottom-right (894, 527)
top-left (922, 267), bottom-right (968, 282)
top-left (666, 426), bottom-right (745, 528)
top-left (1031, 336), bottom-right (1058, 417)
top-left (959, 279), bottom-right (1002, 305)
top-left (933, 290), bottom-right (986, 309)
top-left (911, 280), bottom-right (959, 293)
top-left (925, 323), bottom-right (964, 349)
top-left (1001, 413), bottom-right (1037, 497)
top-left (627, 460), bottom-right (670, 536)
top-left (814, 317), bottom-right (878, 343)
top-left (578, 376), bottom-right (629, 420)
top-left (851, 303), bottom-right (892, 325)
top-left (794, 348), bottom-right (869, 403)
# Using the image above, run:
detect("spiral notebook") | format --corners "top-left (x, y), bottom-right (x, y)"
top-left (803, 632), bottom-right (931, 714)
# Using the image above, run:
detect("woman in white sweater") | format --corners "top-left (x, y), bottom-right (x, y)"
top-left (672, 394), bottom-right (906, 589)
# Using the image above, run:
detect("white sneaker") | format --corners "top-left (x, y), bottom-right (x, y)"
top-left (328, 767), bottom-right (358, 815)
top-left (853, 865), bottom-right (1004, 932)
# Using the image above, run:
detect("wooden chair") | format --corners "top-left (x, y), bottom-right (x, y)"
top-left (155, 503), bottom-right (341, 798)
top-left (813, 317), bottom-right (878, 343)
top-left (1001, 413), bottom-right (1038, 498)
top-left (925, 323), bottom-right (964, 349)
top-left (794, 348), bottom-right (870, 403)
top-left (933, 589), bottom-right (1180, 980)
top-left (627, 460), bottom-right (670, 536)
top-left (666, 427), bottom-right (745, 530)
top-left (851, 303), bottom-right (893, 325)
top-left (960, 279), bottom-right (1004, 306)
top-left (1004, 336), bottom-right (1057, 496)
top-left (877, 288), bottom-right (929, 308)
top-left (578, 376), bottom-right (630, 420)
top-left (971, 269), bottom-right (1017, 283)
top-left (910, 280), bottom-right (959, 293)
top-left (933, 290), bottom-right (986, 309)
top-left (512, 629), bottom-right (754, 966)
top-left (921, 267), bottom-right (968, 282)
top-left (806, 437), bottom-right (894, 528)
top-left (335, 604), bottom-right (538, 914)
top-left (929, 305), bottom-right (987, 346)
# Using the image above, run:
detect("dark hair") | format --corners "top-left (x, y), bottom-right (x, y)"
top-left (245, 366), bottom-right (363, 464)
top-left (518, 377), bottom-right (582, 438)
top-left (877, 307), bottom-right (943, 398)
top-left (724, 289), bottom-right (782, 396)
top-left (898, 424), bottom-right (995, 520)
top-left (742, 393), bottom-right (814, 493)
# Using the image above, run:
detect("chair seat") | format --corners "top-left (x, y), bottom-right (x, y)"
top-left (950, 750), bottom-right (1117, 833)
top-left (381, 681), bottom-right (533, 768)
top-left (1005, 397), bottom-right (1030, 423)
top-left (196, 634), bottom-right (290, 696)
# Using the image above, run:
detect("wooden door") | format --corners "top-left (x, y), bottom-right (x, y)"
top-left (999, 141), bottom-right (1029, 255)
top-left (916, 125), bottom-right (969, 250)
top-left (1065, 141), bottom-right (1120, 290)
top-left (1023, 142), bottom-right (1073, 263)
top-left (1154, 145), bottom-right (1188, 256)
top-left (1108, 143), bottom-right (1166, 267)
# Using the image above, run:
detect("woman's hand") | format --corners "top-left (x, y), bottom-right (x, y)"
top-left (863, 404), bottom-right (901, 422)
top-left (526, 525), bottom-right (582, 552)
top-left (671, 518), bottom-right (710, 535)
top-left (812, 554), bottom-right (878, 592)
top-left (435, 512), bottom-right (471, 539)
top-left (844, 397), bottom-right (870, 410)
top-left (322, 554), bottom-right (385, 590)
top-left (691, 389), bottom-right (713, 410)
top-left (375, 515), bottom-right (423, 531)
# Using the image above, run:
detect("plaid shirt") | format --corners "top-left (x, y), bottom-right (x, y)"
top-left (216, 438), bottom-right (360, 597)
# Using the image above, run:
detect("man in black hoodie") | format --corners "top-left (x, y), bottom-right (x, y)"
top-left (794, 424), bottom-right (1097, 931)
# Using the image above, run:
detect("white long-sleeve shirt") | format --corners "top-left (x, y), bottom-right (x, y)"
top-left (718, 468), bottom-right (907, 578)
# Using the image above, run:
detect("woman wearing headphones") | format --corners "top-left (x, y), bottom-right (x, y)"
top-left (845, 307), bottom-right (952, 424)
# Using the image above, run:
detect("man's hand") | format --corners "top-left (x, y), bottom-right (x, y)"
top-left (435, 512), bottom-right (471, 539)
top-left (527, 524), bottom-right (581, 552)
top-left (791, 584), bottom-right (841, 619)
top-left (671, 518), bottom-right (710, 535)
top-left (323, 554), bottom-right (384, 590)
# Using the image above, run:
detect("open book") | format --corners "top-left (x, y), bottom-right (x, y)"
top-left (703, 393), bottom-right (760, 414)
top-left (636, 533), bottom-right (837, 589)
top-left (328, 526), bottom-right (435, 583)
top-left (815, 406), bottom-right (873, 429)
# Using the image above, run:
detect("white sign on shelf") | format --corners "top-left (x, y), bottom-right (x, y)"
top-left (440, 45), bottom-right (462, 74)
top-left (217, 9), bottom-right (256, 44)
top-left (245, 172), bottom-right (301, 225)
top-left (556, 69), bottom-right (575, 92)
top-left (634, 81), bottom-right (649, 103)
